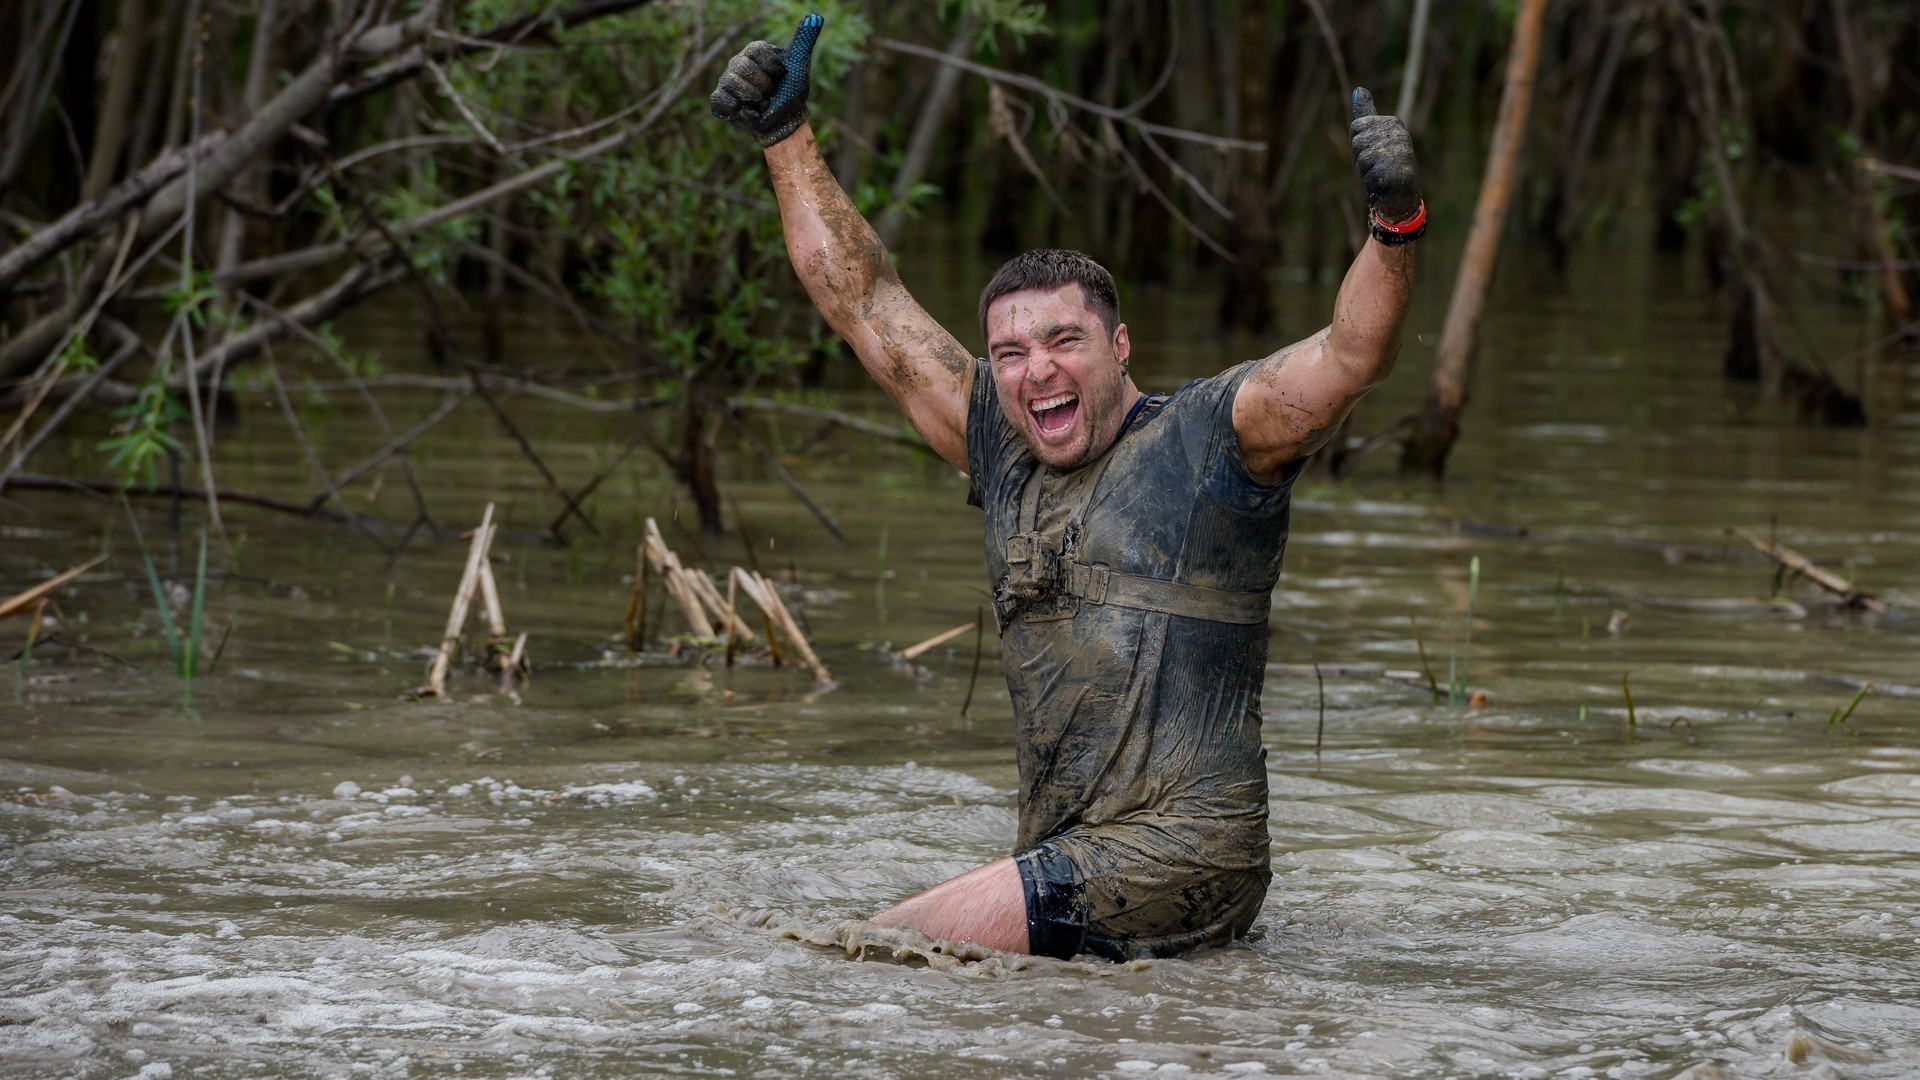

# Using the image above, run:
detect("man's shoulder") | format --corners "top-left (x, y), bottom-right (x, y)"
top-left (1143, 360), bottom-right (1265, 424)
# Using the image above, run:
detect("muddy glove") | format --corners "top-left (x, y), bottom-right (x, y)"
top-left (709, 13), bottom-right (825, 148)
top-left (1349, 87), bottom-right (1426, 246)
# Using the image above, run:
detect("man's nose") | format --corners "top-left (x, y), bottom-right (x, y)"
top-left (1024, 350), bottom-right (1056, 383)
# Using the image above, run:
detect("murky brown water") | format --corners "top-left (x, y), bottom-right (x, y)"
top-left (4, 228), bottom-right (1919, 1078)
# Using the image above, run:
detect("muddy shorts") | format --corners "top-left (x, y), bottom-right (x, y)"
top-left (1015, 837), bottom-right (1269, 961)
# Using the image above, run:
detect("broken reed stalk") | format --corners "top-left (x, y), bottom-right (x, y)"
top-left (684, 570), bottom-right (756, 642)
top-left (642, 517), bottom-right (715, 639)
top-left (635, 516), bottom-right (831, 684)
top-left (477, 555), bottom-right (507, 639)
top-left (625, 544), bottom-right (649, 650)
top-left (1621, 671), bottom-right (1637, 730)
top-left (731, 567), bottom-right (832, 686)
top-left (898, 621), bottom-right (975, 662)
top-left (0, 554), bottom-right (109, 620)
top-left (724, 571), bottom-right (739, 672)
top-left (500, 631), bottom-right (529, 692)
top-left (639, 517), bottom-right (757, 644)
top-left (1726, 526), bottom-right (1888, 612)
top-left (424, 502), bottom-right (495, 698)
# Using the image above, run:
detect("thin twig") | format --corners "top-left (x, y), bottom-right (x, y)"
top-left (308, 389), bottom-right (470, 512)
top-left (872, 37), bottom-right (1262, 152)
top-left (718, 405), bottom-right (844, 544)
top-left (961, 606), bottom-right (984, 719)
top-left (1314, 660), bottom-right (1326, 756)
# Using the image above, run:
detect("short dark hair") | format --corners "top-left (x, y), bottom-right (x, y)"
top-left (977, 249), bottom-right (1120, 347)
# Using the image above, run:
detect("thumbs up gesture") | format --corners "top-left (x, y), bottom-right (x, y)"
top-left (1349, 87), bottom-right (1425, 244)
top-left (710, 14), bottom-right (826, 148)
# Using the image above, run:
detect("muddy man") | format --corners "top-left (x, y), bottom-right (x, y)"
top-left (712, 16), bottom-right (1423, 960)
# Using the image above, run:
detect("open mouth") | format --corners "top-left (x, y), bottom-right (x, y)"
top-left (1029, 392), bottom-right (1080, 438)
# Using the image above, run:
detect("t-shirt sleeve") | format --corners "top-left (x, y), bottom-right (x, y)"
top-left (1199, 359), bottom-right (1306, 516)
top-left (965, 358), bottom-right (1001, 509)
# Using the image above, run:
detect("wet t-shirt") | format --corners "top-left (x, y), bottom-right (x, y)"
top-left (966, 359), bottom-right (1301, 893)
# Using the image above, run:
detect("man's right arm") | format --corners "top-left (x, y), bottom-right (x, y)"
top-left (762, 123), bottom-right (973, 471)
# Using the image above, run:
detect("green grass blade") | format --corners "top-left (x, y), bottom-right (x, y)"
top-left (1829, 683), bottom-right (1872, 728)
top-left (122, 498), bottom-right (184, 675)
top-left (186, 530), bottom-right (208, 679)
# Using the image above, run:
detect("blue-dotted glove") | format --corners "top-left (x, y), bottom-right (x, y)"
top-left (709, 14), bottom-right (825, 148)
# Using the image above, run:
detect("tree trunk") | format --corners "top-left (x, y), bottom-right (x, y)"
top-left (1401, 0), bottom-right (1547, 478)
top-left (51, 0), bottom-right (103, 211)
top-left (84, 0), bottom-right (149, 200)
top-left (1394, 0), bottom-right (1433, 126)
top-left (1541, 5), bottom-right (1632, 272)
top-left (1650, 27), bottom-right (1698, 254)
top-left (874, 16), bottom-right (975, 249)
top-left (680, 396), bottom-right (724, 536)
top-left (1218, 0), bottom-right (1272, 333)
top-left (215, 0), bottom-right (281, 278)
top-left (1830, 0), bottom-right (1911, 322)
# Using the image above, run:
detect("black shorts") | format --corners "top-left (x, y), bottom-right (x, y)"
top-left (1015, 838), bottom-right (1269, 961)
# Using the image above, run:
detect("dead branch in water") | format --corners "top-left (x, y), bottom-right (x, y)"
top-left (1725, 526), bottom-right (1888, 613)
top-left (0, 554), bottom-right (109, 621)
top-left (897, 622), bottom-right (975, 662)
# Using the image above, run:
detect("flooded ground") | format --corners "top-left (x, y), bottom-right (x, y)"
top-left (4, 229), bottom-right (1919, 1078)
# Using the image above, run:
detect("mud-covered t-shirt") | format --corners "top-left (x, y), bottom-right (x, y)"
top-left (966, 359), bottom-right (1301, 877)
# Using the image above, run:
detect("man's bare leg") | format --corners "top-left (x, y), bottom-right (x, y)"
top-left (870, 857), bottom-right (1029, 953)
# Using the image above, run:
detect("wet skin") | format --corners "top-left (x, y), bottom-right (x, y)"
top-left (985, 284), bottom-right (1142, 471)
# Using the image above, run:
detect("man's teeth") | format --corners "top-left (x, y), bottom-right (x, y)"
top-left (1030, 393), bottom-right (1078, 413)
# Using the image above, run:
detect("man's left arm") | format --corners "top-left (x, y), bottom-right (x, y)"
top-left (1233, 87), bottom-right (1424, 484)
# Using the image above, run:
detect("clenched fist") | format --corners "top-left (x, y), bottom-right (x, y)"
top-left (1349, 87), bottom-right (1425, 244)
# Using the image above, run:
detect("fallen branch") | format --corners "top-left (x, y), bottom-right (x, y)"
top-left (1726, 526), bottom-right (1888, 613)
top-left (181, 261), bottom-right (411, 381)
top-left (897, 621), bottom-right (973, 662)
top-left (0, 554), bottom-right (109, 621)
top-left (6, 472), bottom-right (354, 521)
top-left (726, 396), bottom-right (934, 454)
top-left (305, 389), bottom-right (471, 512)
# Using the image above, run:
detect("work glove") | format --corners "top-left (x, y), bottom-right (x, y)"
top-left (709, 13), bottom-right (825, 148)
top-left (1349, 87), bottom-right (1426, 245)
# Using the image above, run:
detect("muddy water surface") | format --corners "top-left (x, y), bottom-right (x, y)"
top-left (4, 237), bottom-right (1920, 1078)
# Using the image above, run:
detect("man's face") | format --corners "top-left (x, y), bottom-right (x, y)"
top-left (985, 283), bottom-right (1134, 471)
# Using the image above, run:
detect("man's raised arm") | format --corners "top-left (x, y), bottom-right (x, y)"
top-left (711, 17), bottom-right (973, 471)
top-left (1232, 87), bottom-right (1425, 483)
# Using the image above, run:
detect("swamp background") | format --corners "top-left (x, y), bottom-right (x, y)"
top-left (3, 1), bottom-right (1920, 1077)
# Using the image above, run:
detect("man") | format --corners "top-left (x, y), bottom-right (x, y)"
top-left (711, 18), bottom-right (1423, 960)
